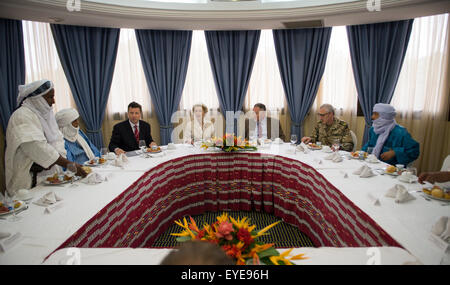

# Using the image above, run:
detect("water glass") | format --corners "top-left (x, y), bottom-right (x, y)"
top-left (332, 139), bottom-right (340, 152)
top-left (101, 147), bottom-right (108, 158)
top-left (367, 147), bottom-right (374, 154)
top-left (290, 134), bottom-right (297, 145)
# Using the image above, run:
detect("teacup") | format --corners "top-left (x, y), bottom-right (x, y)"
top-left (274, 138), bottom-right (282, 144)
top-left (106, 152), bottom-right (116, 160)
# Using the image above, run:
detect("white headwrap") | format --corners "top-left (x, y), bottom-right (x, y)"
top-left (18, 80), bottom-right (63, 149)
top-left (55, 108), bottom-right (95, 160)
top-left (372, 103), bottom-right (397, 158)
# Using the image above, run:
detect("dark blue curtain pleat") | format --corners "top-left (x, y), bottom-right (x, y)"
top-left (204, 30), bottom-right (260, 135)
top-left (135, 30), bottom-right (192, 145)
top-left (0, 18), bottom-right (25, 132)
top-left (50, 24), bottom-right (120, 149)
top-left (347, 19), bottom-right (414, 144)
top-left (273, 27), bottom-right (331, 139)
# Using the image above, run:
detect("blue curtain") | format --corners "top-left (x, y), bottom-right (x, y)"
top-left (50, 24), bottom-right (120, 149)
top-left (205, 30), bottom-right (260, 135)
top-left (347, 19), bottom-right (414, 144)
top-left (273, 27), bottom-right (331, 139)
top-left (0, 18), bottom-right (25, 132)
top-left (135, 30), bottom-right (192, 145)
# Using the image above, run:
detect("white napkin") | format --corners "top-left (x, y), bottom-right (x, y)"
top-left (33, 191), bottom-right (63, 207)
top-left (360, 167), bottom-right (376, 178)
top-left (114, 153), bottom-right (128, 167)
top-left (296, 142), bottom-right (310, 154)
top-left (353, 165), bottom-right (367, 175)
top-left (432, 217), bottom-right (448, 235)
top-left (325, 152), bottom-right (343, 163)
top-left (82, 172), bottom-right (107, 184)
top-left (440, 219), bottom-right (450, 242)
top-left (0, 231), bottom-right (22, 252)
top-left (385, 184), bottom-right (416, 203)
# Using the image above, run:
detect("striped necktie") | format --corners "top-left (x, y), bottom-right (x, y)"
top-left (134, 125), bottom-right (139, 142)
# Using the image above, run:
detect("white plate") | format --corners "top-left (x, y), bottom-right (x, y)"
top-left (43, 175), bottom-right (81, 185)
top-left (307, 145), bottom-right (322, 150)
top-left (83, 161), bottom-right (106, 167)
top-left (0, 200), bottom-right (26, 217)
top-left (366, 159), bottom-right (380, 164)
top-left (398, 176), bottom-right (418, 183)
top-left (422, 193), bottom-right (450, 203)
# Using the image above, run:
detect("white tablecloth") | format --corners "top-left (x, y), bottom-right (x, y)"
top-left (0, 143), bottom-right (448, 264)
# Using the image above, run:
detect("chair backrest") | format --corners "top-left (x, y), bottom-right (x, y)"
top-left (441, 155), bottom-right (450, 171)
top-left (350, 130), bottom-right (357, 152)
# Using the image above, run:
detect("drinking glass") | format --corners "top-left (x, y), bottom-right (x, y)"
top-left (406, 166), bottom-right (417, 176)
top-left (367, 147), bottom-right (374, 154)
top-left (290, 134), bottom-right (297, 145)
top-left (101, 147), bottom-right (108, 158)
top-left (332, 139), bottom-right (340, 152)
top-left (6, 192), bottom-right (22, 222)
top-left (66, 162), bottom-right (77, 184)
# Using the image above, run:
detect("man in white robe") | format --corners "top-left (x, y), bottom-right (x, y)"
top-left (5, 79), bottom-right (87, 196)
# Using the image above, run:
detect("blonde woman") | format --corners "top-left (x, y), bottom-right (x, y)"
top-left (183, 104), bottom-right (215, 144)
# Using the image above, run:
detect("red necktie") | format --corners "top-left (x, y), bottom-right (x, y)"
top-left (134, 125), bottom-right (139, 142)
top-left (257, 121), bottom-right (262, 138)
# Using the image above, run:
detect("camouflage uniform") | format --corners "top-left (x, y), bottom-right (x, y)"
top-left (310, 118), bottom-right (354, 152)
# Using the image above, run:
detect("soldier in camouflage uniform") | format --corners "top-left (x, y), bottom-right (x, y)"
top-left (301, 104), bottom-right (354, 152)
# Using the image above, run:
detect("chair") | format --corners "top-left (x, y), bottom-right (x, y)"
top-left (350, 130), bottom-right (357, 152)
top-left (441, 155), bottom-right (450, 171)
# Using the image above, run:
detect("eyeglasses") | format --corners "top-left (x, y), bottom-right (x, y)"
top-left (317, 112), bottom-right (330, 117)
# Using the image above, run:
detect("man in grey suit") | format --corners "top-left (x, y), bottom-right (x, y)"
top-left (244, 103), bottom-right (285, 142)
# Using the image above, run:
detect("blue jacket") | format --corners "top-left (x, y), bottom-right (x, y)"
top-left (64, 130), bottom-right (101, 164)
top-left (362, 125), bottom-right (420, 166)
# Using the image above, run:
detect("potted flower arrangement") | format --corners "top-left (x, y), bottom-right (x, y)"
top-left (201, 134), bottom-right (257, 152)
top-left (171, 212), bottom-right (306, 265)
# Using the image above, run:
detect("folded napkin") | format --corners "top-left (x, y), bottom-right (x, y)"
top-left (325, 152), bottom-right (343, 163)
top-left (33, 191), bottom-right (63, 207)
top-left (353, 165), bottom-right (375, 178)
top-left (0, 231), bottom-right (22, 253)
top-left (432, 216), bottom-right (450, 243)
top-left (296, 142), bottom-right (310, 154)
top-left (82, 172), bottom-right (107, 184)
top-left (113, 153), bottom-right (128, 167)
top-left (385, 184), bottom-right (416, 203)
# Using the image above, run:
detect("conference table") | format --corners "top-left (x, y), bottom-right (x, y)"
top-left (0, 143), bottom-right (448, 265)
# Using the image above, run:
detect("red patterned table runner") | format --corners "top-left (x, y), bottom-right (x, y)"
top-left (53, 152), bottom-right (402, 253)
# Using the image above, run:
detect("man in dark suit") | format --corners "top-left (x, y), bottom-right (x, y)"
top-left (108, 101), bottom-right (156, 155)
top-left (244, 103), bottom-right (285, 142)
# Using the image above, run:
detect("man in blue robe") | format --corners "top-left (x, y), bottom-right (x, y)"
top-left (55, 108), bottom-right (101, 164)
top-left (362, 103), bottom-right (419, 166)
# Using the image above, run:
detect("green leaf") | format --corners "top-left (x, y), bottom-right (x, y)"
top-left (176, 236), bottom-right (192, 243)
top-left (257, 247), bottom-right (279, 259)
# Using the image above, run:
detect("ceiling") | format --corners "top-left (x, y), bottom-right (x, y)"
top-left (0, 0), bottom-right (448, 30)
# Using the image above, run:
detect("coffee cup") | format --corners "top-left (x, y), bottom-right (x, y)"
top-left (274, 138), bottom-right (282, 144)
